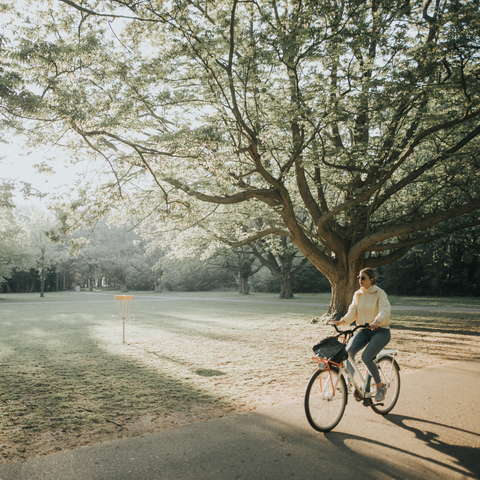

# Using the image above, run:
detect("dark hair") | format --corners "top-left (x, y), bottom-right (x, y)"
top-left (360, 268), bottom-right (377, 284)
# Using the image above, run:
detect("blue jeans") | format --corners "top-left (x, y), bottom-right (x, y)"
top-left (346, 328), bottom-right (391, 385)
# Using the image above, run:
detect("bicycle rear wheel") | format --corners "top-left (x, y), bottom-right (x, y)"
top-left (370, 357), bottom-right (400, 415)
top-left (304, 366), bottom-right (347, 432)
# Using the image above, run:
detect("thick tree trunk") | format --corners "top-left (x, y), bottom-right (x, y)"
top-left (120, 283), bottom-right (129, 292)
top-left (279, 275), bottom-right (294, 299)
top-left (154, 278), bottom-right (162, 293)
top-left (323, 261), bottom-right (363, 322)
top-left (238, 274), bottom-right (250, 295)
top-left (231, 270), bottom-right (250, 295)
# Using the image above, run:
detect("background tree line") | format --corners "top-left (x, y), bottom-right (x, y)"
top-left (2, 186), bottom-right (479, 297)
top-left (0, 193), bottom-right (314, 296)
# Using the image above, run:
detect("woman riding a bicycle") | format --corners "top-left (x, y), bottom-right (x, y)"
top-left (333, 268), bottom-right (391, 402)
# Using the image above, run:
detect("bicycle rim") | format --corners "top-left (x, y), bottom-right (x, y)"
top-left (370, 357), bottom-right (400, 415)
top-left (305, 367), bottom-right (347, 432)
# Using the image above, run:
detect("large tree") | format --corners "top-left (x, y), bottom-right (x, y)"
top-left (5, 0), bottom-right (480, 317)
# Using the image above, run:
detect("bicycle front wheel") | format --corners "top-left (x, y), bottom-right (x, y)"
top-left (370, 357), bottom-right (400, 415)
top-left (304, 366), bottom-right (347, 432)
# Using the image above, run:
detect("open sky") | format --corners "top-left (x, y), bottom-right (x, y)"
top-left (1, 135), bottom-right (87, 207)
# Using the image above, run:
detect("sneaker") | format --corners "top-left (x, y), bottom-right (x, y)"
top-left (375, 385), bottom-right (387, 402)
top-left (347, 382), bottom-right (354, 394)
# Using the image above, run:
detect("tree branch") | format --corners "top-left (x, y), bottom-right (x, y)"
top-left (349, 198), bottom-right (480, 262)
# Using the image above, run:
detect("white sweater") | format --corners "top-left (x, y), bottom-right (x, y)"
top-left (341, 285), bottom-right (391, 328)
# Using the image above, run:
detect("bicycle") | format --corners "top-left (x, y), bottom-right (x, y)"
top-left (304, 323), bottom-right (400, 432)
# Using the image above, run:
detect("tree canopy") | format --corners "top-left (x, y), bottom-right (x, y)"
top-left (3, 0), bottom-right (480, 316)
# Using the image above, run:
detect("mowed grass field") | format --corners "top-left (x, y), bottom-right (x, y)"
top-left (0, 290), bottom-right (479, 463)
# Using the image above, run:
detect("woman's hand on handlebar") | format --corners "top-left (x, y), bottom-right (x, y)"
top-left (370, 320), bottom-right (380, 330)
top-left (330, 320), bottom-right (345, 333)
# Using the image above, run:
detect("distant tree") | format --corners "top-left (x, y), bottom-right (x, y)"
top-left (217, 246), bottom-right (263, 295)
top-left (160, 255), bottom-right (235, 291)
top-left (79, 220), bottom-right (149, 292)
top-left (137, 242), bottom-right (165, 293)
top-left (0, 182), bottom-right (19, 282)
top-left (291, 264), bottom-right (331, 294)
top-left (156, 222), bottom-right (264, 295)
top-left (72, 242), bottom-right (102, 291)
top-left (25, 208), bottom-right (61, 297)
top-left (0, 182), bottom-right (33, 285)
top-left (251, 236), bottom-right (308, 299)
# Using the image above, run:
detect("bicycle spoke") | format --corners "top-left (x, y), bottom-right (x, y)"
top-left (370, 357), bottom-right (400, 415)
top-left (305, 367), bottom-right (347, 432)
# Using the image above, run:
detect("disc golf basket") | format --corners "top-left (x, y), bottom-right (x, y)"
top-left (114, 295), bottom-right (135, 343)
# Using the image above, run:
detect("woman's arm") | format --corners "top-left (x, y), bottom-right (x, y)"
top-left (373, 289), bottom-right (391, 326)
top-left (337, 293), bottom-right (359, 326)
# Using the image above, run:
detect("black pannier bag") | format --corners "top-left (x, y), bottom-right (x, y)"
top-left (312, 337), bottom-right (348, 364)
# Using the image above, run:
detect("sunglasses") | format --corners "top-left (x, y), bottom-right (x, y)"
top-left (357, 276), bottom-right (368, 280)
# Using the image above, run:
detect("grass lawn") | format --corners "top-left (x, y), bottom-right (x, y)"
top-left (0, 290), bottom-right (479, 463)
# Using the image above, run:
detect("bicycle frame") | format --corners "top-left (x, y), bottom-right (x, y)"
top-left (312, 323), bottom-right (398, 401)
top-left (314, 365), bottom-right (339, 400)
top-left (346, 350), bottom-right (398, 397)
top-left (313, 349), bottom-right (398, 400)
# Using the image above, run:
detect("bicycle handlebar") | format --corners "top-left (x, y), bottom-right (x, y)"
top-left (330, 322), bottom-right (370, 339)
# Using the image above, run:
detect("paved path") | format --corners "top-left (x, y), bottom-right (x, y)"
top-left (0, 360), bottom-right (479, 480)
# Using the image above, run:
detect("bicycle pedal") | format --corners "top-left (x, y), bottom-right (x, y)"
top-left (362, 398), bottom-right (374, 407)
top-left (353, 390), bottom-right (363, 402)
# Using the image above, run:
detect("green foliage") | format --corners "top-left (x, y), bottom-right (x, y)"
top-left (163, 258), bottom-right (236, 291)
top-left (250, 268), bottom-right (280, 293)
top-left (251, 262), bottom-right (331, 294)
top-left (0, 187), bottom-right (32, 283)
top-left (379, 228), bottom-right (480, 297)
top-left (292, 265), bottom-right (331, 294)
top-left (70, 219), bottom-right (156, 291)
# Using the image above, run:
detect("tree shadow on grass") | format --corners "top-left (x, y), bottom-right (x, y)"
top-left (0, 303), bottom-right (231, 462)
top-left (392, 324), bottom-right (480, 337)
top-left (195, 369), bottom-right (226, 377)
top-left (136, 314), bottom-right (241, 342)
top-left (391, 310), bottom-right (480, 337)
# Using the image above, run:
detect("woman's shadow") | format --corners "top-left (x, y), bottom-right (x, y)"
top-left (385, 413), bottom-right (480, 478)
top-left (324, 413), bottom-right (479, 479)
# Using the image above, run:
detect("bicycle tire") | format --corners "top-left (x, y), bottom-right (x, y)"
top-left (304, 366), bottom-right (347, 432)
top-left (370, 357), bottom-right (400, 415)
